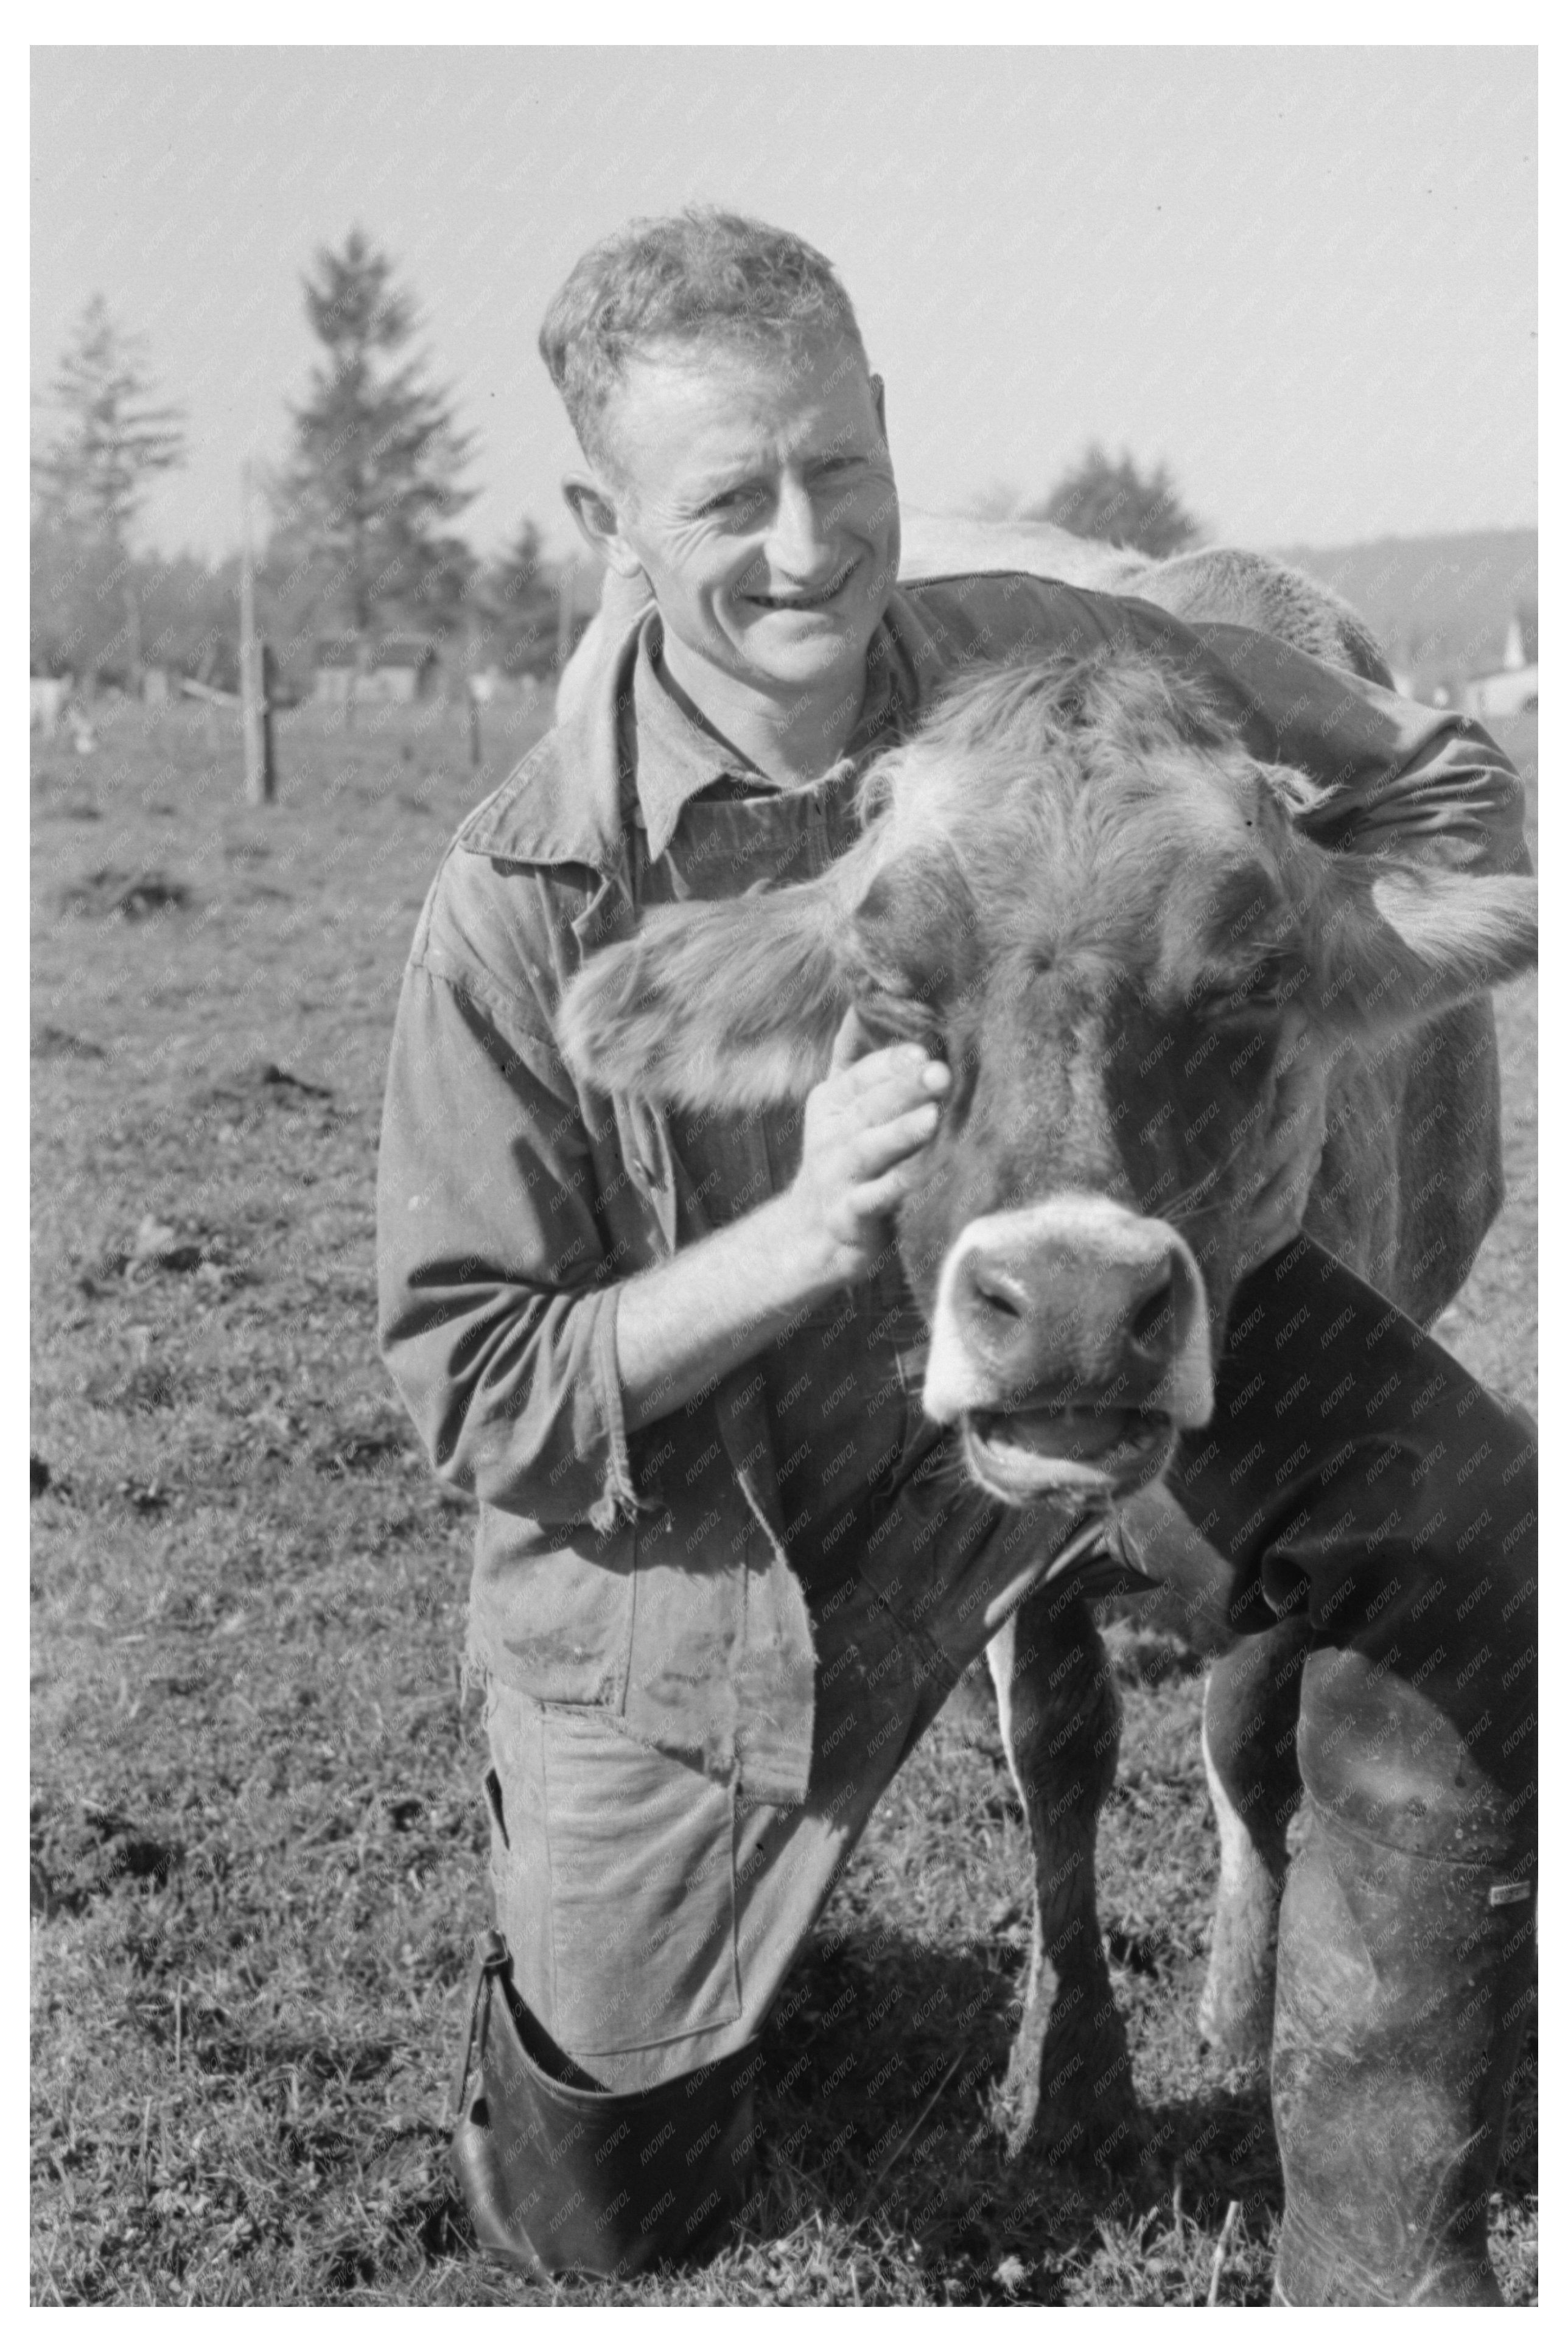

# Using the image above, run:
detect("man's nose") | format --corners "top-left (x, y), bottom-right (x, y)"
top-left (766, 478), bottom-right (834, 576)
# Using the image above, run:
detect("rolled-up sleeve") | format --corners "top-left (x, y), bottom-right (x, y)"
top-left (1159, 614), bottom-right (1531, 878)
top-left (376, 953), bottom-right (643, 1535)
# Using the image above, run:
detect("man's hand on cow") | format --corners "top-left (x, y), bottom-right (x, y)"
top-left (783, 1010), bottom-right (949, 1287)
top-left (1235, 1015), bottom-right (1331, 1274)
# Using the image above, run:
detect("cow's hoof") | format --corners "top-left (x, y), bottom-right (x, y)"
top-left (1197, 1965), bottom-right (1275, 2075)
top-left (1003, 2006), bottom-right (1143, 2171)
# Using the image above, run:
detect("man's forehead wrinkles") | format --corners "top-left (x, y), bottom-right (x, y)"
top-left (682, 422), bottom-right (860, 489)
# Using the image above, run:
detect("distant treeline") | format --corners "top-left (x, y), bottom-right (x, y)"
top-left (30, 234), bottom-right (1536, 707)
top-left (30, 238), bottom-right (604, 699)
top-left (29, 522), bottom-right (603, 701)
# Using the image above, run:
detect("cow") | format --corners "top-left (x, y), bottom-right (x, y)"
top-left (556, 634), bottom-right (1536, 2299)
top-left (558, 516), bottom-right (1511, 2081)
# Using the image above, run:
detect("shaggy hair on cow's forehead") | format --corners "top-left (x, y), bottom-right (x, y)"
top-left (865, 649), bottom-right (1269, 823)
top-left (857, 649), bottom-right (1280, 915)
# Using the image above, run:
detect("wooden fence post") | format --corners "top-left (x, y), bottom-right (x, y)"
top-left (240, 637), bottom-right (276, 805)
top-left (239, 460), bottom-right (275, 805)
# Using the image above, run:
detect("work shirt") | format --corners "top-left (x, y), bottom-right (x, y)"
top-left (631, 637), bottom-right (935, 1605)
top-left (377, 572), bottom-right (1527, 1808)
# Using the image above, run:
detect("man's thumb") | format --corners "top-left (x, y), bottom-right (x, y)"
top-left (828, 1007), bottom-right (870, 1070)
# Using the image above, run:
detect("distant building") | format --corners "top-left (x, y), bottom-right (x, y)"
top-left (30, 675), bottom-right (72, 736)
top-left (312, 634), bottom-right (443, 705)
top-left (466, 666), bottom-right (545, 707)
top-left (1461, 604), bottom-right (1538, 720)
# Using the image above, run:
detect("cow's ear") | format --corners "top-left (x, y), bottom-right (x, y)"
top-left (1309, 859), bottom-right (1537, 1032)
top-left (559, 881), bottom-right (851, 1109)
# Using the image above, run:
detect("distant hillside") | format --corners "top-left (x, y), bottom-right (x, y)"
top-left (1272, 530), bottom-right (1536, 693)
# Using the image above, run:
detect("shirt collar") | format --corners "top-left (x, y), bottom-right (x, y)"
top-left (455, 588), bottom-right (923, 878)
top-left (632, 608), bottom-right (912, 863)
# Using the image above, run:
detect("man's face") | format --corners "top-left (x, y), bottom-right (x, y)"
top-left (596, 332), bottom-right (900, 705)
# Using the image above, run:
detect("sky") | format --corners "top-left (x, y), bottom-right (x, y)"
top-left (30, 44), bottom-right (1537, 564)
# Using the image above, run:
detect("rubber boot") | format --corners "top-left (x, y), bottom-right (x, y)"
top-left (1270, 1805), bottom-right (1535, 2305)
top-left (450, 1931), bottom-right (763, 2279)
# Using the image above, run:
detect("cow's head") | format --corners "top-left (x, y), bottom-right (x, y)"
top-left (562, 649), bottom-right (1535, 1502)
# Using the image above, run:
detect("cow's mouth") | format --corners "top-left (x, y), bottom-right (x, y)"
top-left (961, 1404), bottom-right (1177, 1501)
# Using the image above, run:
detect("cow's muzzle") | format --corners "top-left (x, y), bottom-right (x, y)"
top-left (921, 1194), bottom-right (1215, 1501)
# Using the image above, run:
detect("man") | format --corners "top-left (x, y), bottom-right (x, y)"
top-left (378, 211), bottom-right (1535, 2298)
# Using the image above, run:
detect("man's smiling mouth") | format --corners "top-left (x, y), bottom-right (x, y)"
top-left (743, 562), bottom-right (856, 612)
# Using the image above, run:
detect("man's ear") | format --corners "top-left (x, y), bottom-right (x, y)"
top-left (559, 880), bottom-right (853, 1110)
top-left (562, 472), bottom-right (646, 583)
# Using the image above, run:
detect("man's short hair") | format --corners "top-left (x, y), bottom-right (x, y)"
top-left (539, 208), bottom-right (869, 475)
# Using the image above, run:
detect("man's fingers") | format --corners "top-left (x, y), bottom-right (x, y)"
top-left (838, 1046), bottom-right (949, 1119)
top-left (845, 1037), bottom-right (926, 1085)
top-left (828, 1006), bottom-right (872, 1071)
top-left (849, 1166), bottom-right (916, 1221)
top-left (845, 1102), bottom-right (941, 1178)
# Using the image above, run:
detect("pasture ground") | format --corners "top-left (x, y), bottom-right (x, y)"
top-left (30, 701), bottom-right (1538, 2306)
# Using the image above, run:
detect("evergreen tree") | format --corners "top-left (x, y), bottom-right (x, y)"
top-left (31, 296), bottom-right (186, 682)
top-left (273, 229), bottom-right (475, 642)
top-left (1026, 443), bottom-right (1201, 558)
top-left (477, 519), bottom-right (559, 676)
top-left (32, 295), bottom-right (186, 540)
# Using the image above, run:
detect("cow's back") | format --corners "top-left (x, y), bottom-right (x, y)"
top-left (898, 518), bottom-right (1392, 686)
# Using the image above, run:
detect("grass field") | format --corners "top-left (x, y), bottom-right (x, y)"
top-left (30, 699), bottom-right (1538, 2307)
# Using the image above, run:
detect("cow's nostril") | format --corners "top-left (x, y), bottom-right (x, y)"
top-left (1129, 1274), bottom-right (1177, 1351)
top-left (967, 1259), bottom-right (1027, 1320)
top-left (974, 1278), bottom-right (1024, 1320)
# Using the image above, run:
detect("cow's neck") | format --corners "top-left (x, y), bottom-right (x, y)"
top-left (656, 639), bottom-right (866, 791)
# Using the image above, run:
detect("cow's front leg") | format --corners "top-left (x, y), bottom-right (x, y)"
top-left (1198, 1617), bottom-right (1309, 2070)
top-left (989, 1584), bottom-right (1136, 2166)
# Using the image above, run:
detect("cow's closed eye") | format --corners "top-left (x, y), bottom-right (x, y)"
top-left (854, 984), bottom-right (945, 1052)
top-left (1187, 954), bottom-right (1297, 1024)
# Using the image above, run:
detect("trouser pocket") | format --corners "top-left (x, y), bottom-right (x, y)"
top-left (494, 1701), bottom-right (742, 2059)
